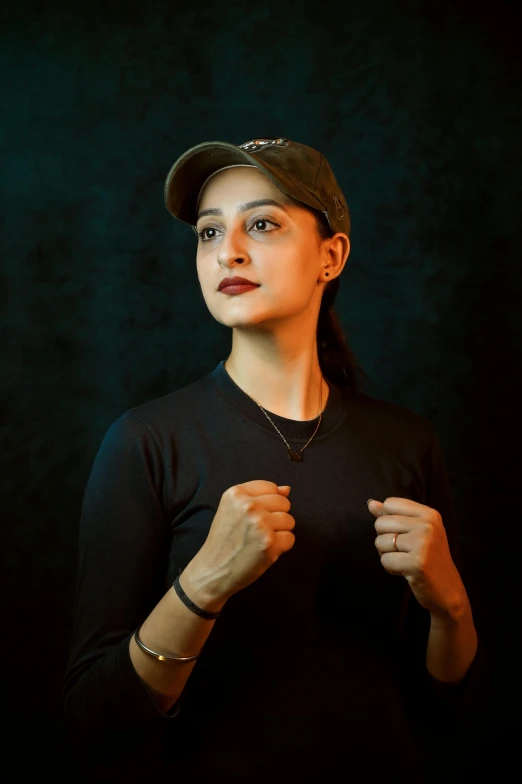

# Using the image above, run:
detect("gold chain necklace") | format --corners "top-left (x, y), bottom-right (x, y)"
top-left (224, 360), bottom-right (323, 462)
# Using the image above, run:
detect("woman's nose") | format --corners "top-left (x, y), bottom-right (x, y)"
top-left (216, 226), bottom-right (249, 265)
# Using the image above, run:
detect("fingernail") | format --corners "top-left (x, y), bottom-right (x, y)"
top-left (367, 498), bottom-right (374, 505)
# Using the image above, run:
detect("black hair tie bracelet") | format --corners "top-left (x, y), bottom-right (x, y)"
top-left (173, 569), bottom-right (221, 621)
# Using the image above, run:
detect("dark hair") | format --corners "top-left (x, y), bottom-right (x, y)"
top-left (312, 210), bottom-right (369, 393)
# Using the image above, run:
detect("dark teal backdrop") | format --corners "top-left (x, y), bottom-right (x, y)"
top-left (2, 0), bottom-right (520, 779)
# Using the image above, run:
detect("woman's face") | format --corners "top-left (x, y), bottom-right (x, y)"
top-left (195, 166), bottom-right (331, 334)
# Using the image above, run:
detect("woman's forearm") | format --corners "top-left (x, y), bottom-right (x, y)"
top-left (426, 594), bottom-right (478, 684)
top-left (129, 563), bottom-right (228, 713)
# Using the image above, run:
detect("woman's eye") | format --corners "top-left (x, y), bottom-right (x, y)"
top-left (196, 218), bottom-right (279, 242)
top-left (250, 218), bottom-right (278, 232)
top-left (197, 226), bottom-right (219, 241)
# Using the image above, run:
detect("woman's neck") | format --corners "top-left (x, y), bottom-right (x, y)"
top-left (223, 358), bottom-right (329, 422)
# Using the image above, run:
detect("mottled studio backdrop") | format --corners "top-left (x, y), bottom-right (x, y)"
top-left (2, 0), bottom-right (520, 778)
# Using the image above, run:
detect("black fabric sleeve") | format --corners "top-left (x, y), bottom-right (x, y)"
top-left (398, 425), bottom-right (488, 734)
top-left (61, 412), bottom-right (181, 761)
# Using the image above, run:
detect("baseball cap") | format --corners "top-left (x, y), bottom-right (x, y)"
top-left (164, 137), bottom-right (351, 236)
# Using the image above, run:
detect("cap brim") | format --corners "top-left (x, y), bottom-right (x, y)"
top-left (164, 141), bottom-right (326, 224)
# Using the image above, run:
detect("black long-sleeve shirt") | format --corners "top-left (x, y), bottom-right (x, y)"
top-left (62, 359), bottom-right (485, 782)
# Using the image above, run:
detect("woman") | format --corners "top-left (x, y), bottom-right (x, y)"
top-left (62, 137), bottom-right (483, 782)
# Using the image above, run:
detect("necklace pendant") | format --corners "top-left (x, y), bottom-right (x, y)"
top-left (288, 448), bottom-right (304, 462)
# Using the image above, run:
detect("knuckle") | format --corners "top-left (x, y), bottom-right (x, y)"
top-left (259, 530), bottom-right (273, 550)
top-left (226, 485), bottom-right (241, 500)
top-left (415, 525), bottom-right (429, 544)
top-left (244, 499), bottom-right (258, 515)
top-left (270, 544), bottom-right (284, 563)
top-left (414, 550), bottom-right (427, 573)
top-left (409, 560), bottom-right (422, 577)
top-left (246, 512), bottom-right (262, 531)
top-left (425, 508), bottom-right (440, 525)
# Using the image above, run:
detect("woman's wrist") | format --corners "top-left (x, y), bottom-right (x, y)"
top-left (179, 562), bottom-right (229, 614)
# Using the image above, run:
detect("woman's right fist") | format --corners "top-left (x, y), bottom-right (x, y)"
top-left (180, 481), bottom-right (295, 611)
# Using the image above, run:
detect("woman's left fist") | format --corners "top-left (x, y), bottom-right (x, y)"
top-left (368, 497), bottom-right (466, 620)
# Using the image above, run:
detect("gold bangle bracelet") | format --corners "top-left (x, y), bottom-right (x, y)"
top-left (134, 625), bottom-right (201, 663)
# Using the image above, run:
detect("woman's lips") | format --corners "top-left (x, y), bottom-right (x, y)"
top-left (219, 284), bottom-right (260, 295)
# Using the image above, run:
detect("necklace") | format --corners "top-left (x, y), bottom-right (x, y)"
top-left (224, 360), bottom-right (323, 462)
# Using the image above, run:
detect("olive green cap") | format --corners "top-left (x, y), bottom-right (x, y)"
top-left (164, 136), bottom-right (351, 236)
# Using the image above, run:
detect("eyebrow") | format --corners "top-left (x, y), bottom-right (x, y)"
top-left (197, 198), bottom-right (290, 221)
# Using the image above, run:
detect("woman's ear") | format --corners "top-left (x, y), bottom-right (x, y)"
top-left (327, 233), bottom-right (350, 274)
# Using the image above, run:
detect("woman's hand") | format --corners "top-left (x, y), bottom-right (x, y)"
top-left (368, 497), bottom-right (467, 620)
top-left (181, 481), bottom-right (295, 608)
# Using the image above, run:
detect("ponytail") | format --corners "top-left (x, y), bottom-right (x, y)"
top-left (313, 210), bottom-right (370, 393)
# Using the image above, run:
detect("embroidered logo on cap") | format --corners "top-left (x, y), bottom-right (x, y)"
top-left (238, 138), bottom-right (290, 153)
top-left (333, 196), bottom-right (345, 221)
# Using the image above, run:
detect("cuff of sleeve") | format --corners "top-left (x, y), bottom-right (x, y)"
top-left (424, 633), bottom-right (486, 705)
top-left (124, 636), bottom-right (186, 720)
top-left (407, 633), bottom-right (487, 736)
